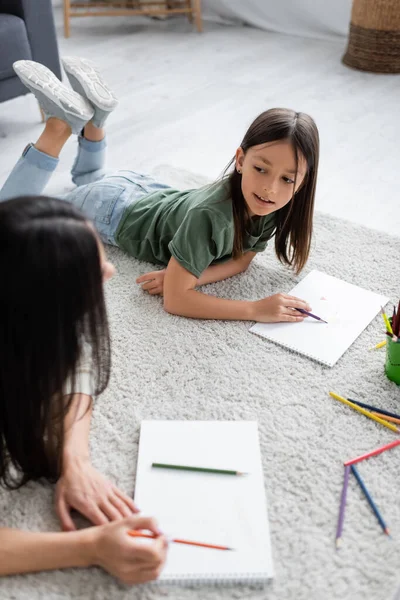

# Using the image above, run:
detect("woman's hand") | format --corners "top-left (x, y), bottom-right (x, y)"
top-left (136, 269), bottom-right (166, 296)
top-left (89, 515), bottom-right (168, 584)
top-left (55, 456), bottom-right (139, 531)
top-left (251, 293), bottom-right (311, 323)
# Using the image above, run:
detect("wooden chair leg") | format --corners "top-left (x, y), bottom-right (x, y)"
top-left (39, 104), bottom-right (45, 123)
top-left (64, 0), bottom-right (71, 38)
top-left (192, 0), bottom-right (202, 32)
top-left (186, 0), bottom-right (193, 22)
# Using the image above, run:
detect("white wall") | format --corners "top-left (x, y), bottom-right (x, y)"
top-left (53, 0), bottom-right (353, 40)
top-left (202, 0), bottom-right (352, 39)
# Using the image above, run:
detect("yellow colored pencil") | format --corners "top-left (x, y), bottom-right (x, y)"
top-left (329, 392), bottom-right (398, 433)
top-left (381, 307), bottom-right (393, 335)
top-left (371, 412), bottom-right (400, 425)
top-left (369, 340), bottom-right (386, 350)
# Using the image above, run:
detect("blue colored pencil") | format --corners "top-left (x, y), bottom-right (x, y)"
top-left (335, 465), bottom-right (350, 549)
top-left (347, 398), bottom-right (400, 421)
top-left (351, 466), bottom-right (390, 536)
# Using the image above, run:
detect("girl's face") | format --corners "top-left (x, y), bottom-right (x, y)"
top-left (235, 140), bottom-right (307, 218)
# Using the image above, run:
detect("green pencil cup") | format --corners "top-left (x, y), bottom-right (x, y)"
top-left (385, 336), bottom-right (400, 385)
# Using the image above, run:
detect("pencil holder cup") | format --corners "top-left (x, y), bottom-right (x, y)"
top-left (385, 336), bottom-right (400, 385)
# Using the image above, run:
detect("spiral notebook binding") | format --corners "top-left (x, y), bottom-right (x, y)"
top-left (155, 571), bottom-right (271, 585)
top-left (250, 329), bottom-right (333, 367)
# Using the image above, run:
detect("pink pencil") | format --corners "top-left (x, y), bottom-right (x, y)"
top-left (344, 439), bottom-right (400, 467)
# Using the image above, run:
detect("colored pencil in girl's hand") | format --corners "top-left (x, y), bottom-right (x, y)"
top-left (128, 530), bottom-right (234, 551)
top-left (295, 307), bottom-right (328, 323)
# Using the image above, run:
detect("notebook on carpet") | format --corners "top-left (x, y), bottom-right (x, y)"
top-left (134, 421), bottom-right (274, 584)
top-left (250, 270), bottom-right (389, 367)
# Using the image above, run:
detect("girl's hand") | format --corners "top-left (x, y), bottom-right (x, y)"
top-left (89, 515), bottom-right (168, 584)
top-left (136, 269), bottom-right (166, 296)
top-left (252, 293), bottom-right (311, 323)
top-left (55, 456), bottom-right (139, 531)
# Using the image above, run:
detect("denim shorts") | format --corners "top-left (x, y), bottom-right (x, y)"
top-left (62, 170), bottom-right (171, 246)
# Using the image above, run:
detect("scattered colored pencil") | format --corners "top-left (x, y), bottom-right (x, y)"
top-left (347, 398), bottom-right (400, 421)
top-left (369, 340), bottom-right (387, 350)
top-left (371, 412), bottom-right (400, 425)
top-left (335, 466), bottom-right (350, 549)
top-left (381, 306), bottom-right (393, 335)
top-left (329, 392), bottom-right (398, 433)
top-left (344, 439), bottom-right (400, 467)
top-left (152, 463), bottom-right (247, 476)
top-left (295, 307), bottom-right (328, 323)
top-left (351, 466), bottom-right (390, 536)
top-left (128, 530), bottom-right (233, 551)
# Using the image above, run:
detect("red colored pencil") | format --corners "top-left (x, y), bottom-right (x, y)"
top-left (392, 306), bottom-right (396, 336)
top-left (128, 530), bottom-right (233, 551)
top-left (344, 439), bottom-right (400, 467)
top-left (396, 300), bottom-right (400, 336)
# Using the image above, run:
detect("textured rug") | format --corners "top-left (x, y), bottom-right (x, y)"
top-left (1, 167), bottom-right (400, 600)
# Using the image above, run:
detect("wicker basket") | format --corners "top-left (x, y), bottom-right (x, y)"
top-left (342, 0), bottom-right (400, 73)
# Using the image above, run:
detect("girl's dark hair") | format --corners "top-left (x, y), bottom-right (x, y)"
top-left (0, 196), bottom-right (110, 489)
top-left (226, 108), bottom-right (320, 273)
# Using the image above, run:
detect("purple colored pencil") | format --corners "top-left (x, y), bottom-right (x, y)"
top-left (336, 465), bottom-right (350, 549)
top-left (295, 307), bottom-right (328, 324)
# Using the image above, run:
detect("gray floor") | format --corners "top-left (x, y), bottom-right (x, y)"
top-left (1, 9), bottom-right (400, 234)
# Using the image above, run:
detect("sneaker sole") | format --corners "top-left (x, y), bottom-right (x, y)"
top-left (62, 57), bottom-right (118, 111)
top-left (13, 60), bottom-right (94, 121)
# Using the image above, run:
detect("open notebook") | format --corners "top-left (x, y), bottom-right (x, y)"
top-left (250, 270), bottom-right (389, 367)
top-left (134, 421), bottom-right (273, 585)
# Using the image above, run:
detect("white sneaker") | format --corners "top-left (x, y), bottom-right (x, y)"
top-left (62, 57), bottom-right (118, 128)
top-left (13, 60), bottom-right (94, 135)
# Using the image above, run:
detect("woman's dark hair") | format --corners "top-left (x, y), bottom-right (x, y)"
top-left (0, 196), bottom-right (110, 489)
top-left (226, 108), bottom-right (320, 273)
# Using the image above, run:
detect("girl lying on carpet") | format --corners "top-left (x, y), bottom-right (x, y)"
top-left (1, 57), bottom-right (320, 323)
top-left (0, 197), bottom-right (167, 581)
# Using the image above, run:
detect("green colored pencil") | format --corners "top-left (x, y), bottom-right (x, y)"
top-left (152, 463), bottom-right (247, 476)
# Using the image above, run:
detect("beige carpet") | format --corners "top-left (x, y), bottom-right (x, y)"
top-left (1, 167), bottom-right (400, 600)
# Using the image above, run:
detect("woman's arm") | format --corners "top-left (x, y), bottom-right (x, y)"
top-left (56, 393), bottom-right (137, 531)
top-left (0, 516), bottom-right (167, 583)
top-left (62, 392), bottom-right (92, 463)
top-left (0, 527), bottom-right (91, 576)
top-left (163, 257), bottom-right (311, 322)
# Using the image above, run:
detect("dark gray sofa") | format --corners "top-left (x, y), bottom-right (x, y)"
top-left (0, 0), bottom-right (61, 104)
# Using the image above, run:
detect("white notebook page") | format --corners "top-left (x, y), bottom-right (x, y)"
top-left (134, 421), bottom-right (273, 583)
top-left (250, 270), bottom-right (389, 367)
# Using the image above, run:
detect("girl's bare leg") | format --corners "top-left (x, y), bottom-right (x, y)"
top-left (35, 118), bottom-right (72, 158)
top-left (83, 122), bottom-right (105, 143)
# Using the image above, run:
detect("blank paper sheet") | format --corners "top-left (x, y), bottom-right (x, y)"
top-left (134, 421), bottom-right (273, 584)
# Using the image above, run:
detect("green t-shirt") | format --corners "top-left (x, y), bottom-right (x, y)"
top-left (115, 180), bottom-right (276, 278)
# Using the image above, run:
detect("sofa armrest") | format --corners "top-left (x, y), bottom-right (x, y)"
top-left (0, 0), bottom-right (61, 79)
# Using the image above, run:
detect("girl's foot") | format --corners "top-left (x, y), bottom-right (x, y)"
top-left (13, 60), bottom-right (94, 135)
top-left (62, 57), bottom-right (118, 128)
